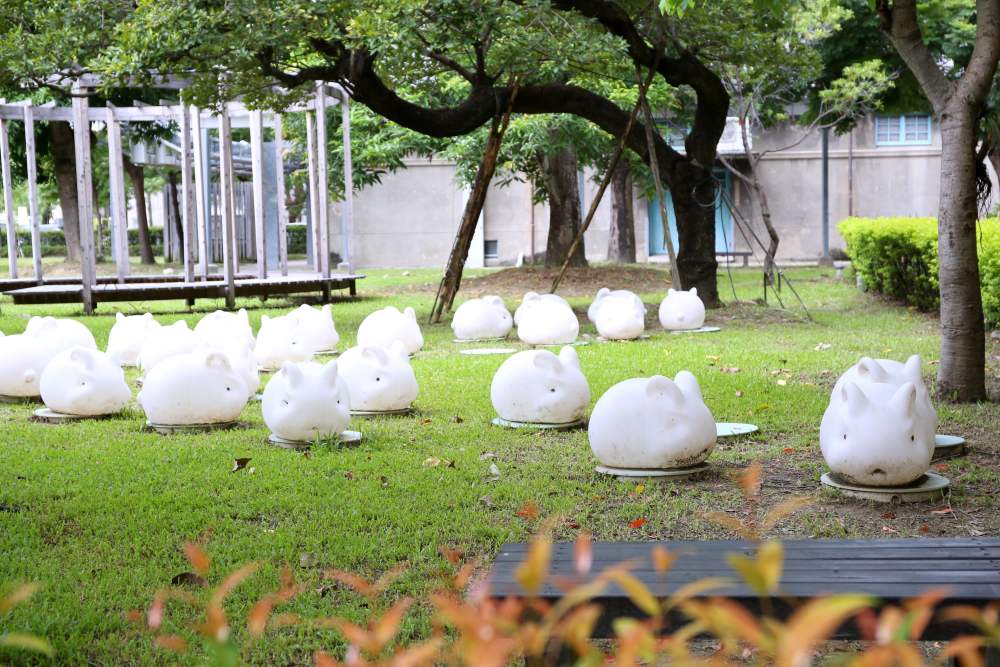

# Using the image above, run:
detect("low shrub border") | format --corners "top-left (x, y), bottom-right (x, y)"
top-left (839, 216), bottom-right (1000, 327)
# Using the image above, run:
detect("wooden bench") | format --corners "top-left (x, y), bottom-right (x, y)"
top-left (718, 250), bottom-right (753, 267)
top-left (488, 538), bottom-right (1000, 645)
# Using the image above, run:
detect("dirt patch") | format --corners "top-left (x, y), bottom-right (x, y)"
top-left (460, 265), bottom-right (674, 298)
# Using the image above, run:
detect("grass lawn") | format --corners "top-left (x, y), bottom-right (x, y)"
top-left (0, 264), bottom-right (997, 665)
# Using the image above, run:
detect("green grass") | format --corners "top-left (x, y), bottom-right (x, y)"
top-left (0, 265), bottom-right (997, 665)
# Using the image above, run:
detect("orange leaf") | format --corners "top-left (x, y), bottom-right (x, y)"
top-left (183, 542), bottom-right (211, 576)
top-left (608, 570), bottom-right (660, 616)
top-left (934, 463), bottom-right (949, 472)
top-left (314, 651), bottom-right (341, 667)
top-left (574, 533), bottom-right (593, 575)
top-left (248, 598), bottom-right (275, 638)
top-left (154, 634), bottom-right (188, 652)
top-left (651, 546), bottom-right (677, 573)
top-left (325, 570), bottom-right (374, 599)
top-left (931, 507), bottom-right (953, 515)
top-left (516, 502), bottom-right (540, 521)
top-left (515, 532), bottom-right (552, 595)
top-left (372, 598), bottom-right (414, 649)
top-left (628, 517), bottom-right (648, 529)
top-left (739, 462), bottom-right (763, 498)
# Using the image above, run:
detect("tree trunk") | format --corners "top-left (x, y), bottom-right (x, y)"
top-left (608, 162), bottom-right (636, 263)
top-left (671, 171), bottom-right (720, 306)
top-left (936, 112), bottom-right (987, 401)
top-left (540, 145), bottom-right (586, 268)
top-left (167, 170), bottom-right (184, 248)
top-left (50, 121), bottom-right (81, 262)
top-left (124, 155), bottom-right (156, 265)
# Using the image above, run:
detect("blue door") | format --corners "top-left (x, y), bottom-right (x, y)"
top-left (647, 170), bottom-right (733, 255)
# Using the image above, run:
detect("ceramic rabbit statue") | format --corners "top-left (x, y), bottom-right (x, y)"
top-left (658, 287), bottom-right (706, 331)
top-left (26, 316), bottom-right (97, 351)
top-left (589, 372), bottom-right (716, 469)
top-left (356, 306), bottom-right (424, 355)
top-left (515, 293), bottom-right (579, 345)
top-left (137, 320), bottom-right (200, 373)
top-left (337, 340), bottom-right (419, 412)
top-left (288, 304), bottom-right (340, 353)
top-left (194, 309), bottom-right (255, 350)
top-left (40, 347), bottom-right (131, 416)
top-left (490, 346), bottom-right (589, 424)
top-left (261, 360), bottom-right (352, 442)
top-left (254, 315), bottom-right (313, 371)
top-left (451, 296), bottom-right (513, 341)
top-left (0, 331), bottom-right (61, 397)
top-left (588, 288), bottom-right (646, 340)
top-left (820, 380), bottom-right (935, 486)
top-left (832, 355), bottom-right (937, 433)
top-left (138, 351), bottom-right (250, 425)
top-left (107, 313), bottom-right (161, 366)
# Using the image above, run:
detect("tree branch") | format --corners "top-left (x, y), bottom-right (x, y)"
top-left (876, 0), bottom-right (954, 111)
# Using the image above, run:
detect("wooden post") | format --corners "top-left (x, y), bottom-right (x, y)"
top-left (249, 108), bottom-right (267, 279)
top-left (23, 105), bottom-right (43, 280)
top-left (179, 103), bottom-right (196, 282)
top-left (218, 106), bottom-right (237, 308)
top-left (340, 91), bottom-right (354, 273)
top-left (0, 117), bottom-right (18, 278)
top-left (305, 110), bottom-right (321, 273)
top-left (105, 104), bottom-right (130, 282)
top-left (274, 114), bottom-right (289, 276)
top-left (191, 106), bottom-right (210, 279)
top-left (314, 83), bottom-right (330, 279)
top-left (72, 84), bottom-right (96, 313)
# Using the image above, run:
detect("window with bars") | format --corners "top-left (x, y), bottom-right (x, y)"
top-left (875, 114), bottom-right (932, 146)
top-left (484, 240), bottom-right (499, 259)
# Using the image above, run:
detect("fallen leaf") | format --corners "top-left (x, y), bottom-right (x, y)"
top-left (423, 457), bottom-right (442, 468)
top-left (706, 355), bottom-right (721, 362)
top-left (920, 525), bottom-right (930, 533)
top-left (735, 390), bottom-right (744, 397)
top-left (783, 447), bottom-right (795, 454)
top-left (881, 525), bottom-right (898, 534)
top-left (516, 502), bottom-right (540, 521)
top-left (421, 418), bottom-right (432, 425)
top-left (814, 343), bottom-right (832, 351)
top-left (380, 476), bottom-right (389, 488)
top-left (480, 495), bottom-right (494, 508)
top-left (171, 572), bottom-right (208, 587)
top-left (720, 367), bottom-right (741, 374)
top-left (302, 450), bottom-right (312, 460)
top-left (633, 484), bottom-right (646, 495)
top-left (446, 460), bottom-right (456, 469)
top-left (300, 553), bottom-right (315, 568)
top-left (931, 507), bottom-right (954, 515)
top-left (882, 511), bottom-right (896, 520)
top-left (934, 463), bottom-right (949, 472)
top-left (232, 457), bottom-right (252, 472)
top-left (479, 452), bottom-right (496, 460)
top-left (629, 517), bottom-right (648, 529)
top-left (776, 379), bottom-right (787, 386)
top-left (488, 463), bottom-right (500, 479)
top-left (566, 520), bottom-right (581, 530)
top-left (344, 471), bottom-right (354, 480)
top-left (451, 415), bottom-right (464, 423)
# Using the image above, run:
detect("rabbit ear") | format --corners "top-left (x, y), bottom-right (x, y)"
top-left (674, 370), bottom-right (703, 403)
top-left (69, 347), bottom-right (95, 370)
top-left (238, 308), bottom-right (249, 323)
top-left (533, 351), bottom-right (562, 374)
top-left (280, 361), bottom-right (304, 387)
top-left (205, 352), bottom-right (232, 372)
top-left (903, 355), bottom-right (923, 384)
top-left (689, 287), bottom-right (698, 296)
top-left (116, 312), bottom-right (125, 322)
top-left (322, 304), bottom-right (331, 316)
top-left (321, 360), bottom-right (339, 385)
top-left (595, 287), bottom-right (610, 300)
top-left (486, 295), bottom-right (505, 308)
top-left (558, 345), bottom-right (580, 370)
top-left (362, 346), bottom-right (389, 365)
top-left (143, 312), bottom-right (154, 320)
top-left (404, 307), bottom-right (416, 320)
top-left (667, 288), bottom-right (676, 296)
top-left (855, 357), bottom-right (885, 381)
top-left (890, 382), bottom-right (917, 418)
top-left (841, 382), bottom-right (868, 418)
top-left (646, 375), bottom-right (684, 404)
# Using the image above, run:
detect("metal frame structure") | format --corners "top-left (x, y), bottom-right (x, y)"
top-left (0, 82), bottom-right (354, 313)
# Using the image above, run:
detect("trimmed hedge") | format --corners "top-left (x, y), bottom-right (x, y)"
top-left (0, 226), bottom-right (164, 257)
top-left (839, 216), bottom-right (1000, 326)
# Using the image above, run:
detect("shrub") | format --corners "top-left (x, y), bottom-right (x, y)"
top-left (839, 216), bottom-right (1000, 326)
top-left (0, 226), bottom-right (164, 258)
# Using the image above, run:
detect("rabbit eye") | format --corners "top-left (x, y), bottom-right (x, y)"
top-left (376, 377), bottom-right (381, 382)
top-left (282, 400), bottom-right (289, 406)
top-left (910, 435), bottom-right (915, 441)
top-left (226, 387), bottom-right (231, 392)
top-left (842, 433), bottom-right (847, 440)
top-left (549, 388), bottom-right (556, 393)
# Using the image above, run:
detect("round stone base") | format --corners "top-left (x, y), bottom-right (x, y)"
top-left (0, 394), bottom-right (42, 404)
top-left (933, 434), bottom-right (966, 460)
top-left (491, 416), bottom-right (585, 431)
top-left (453, 336), bottom-right (508, 343)
top-left (820, 472), bottom-right (950, 503)
top-left (32, 408), bottom-right (116, 423)
top-left (459, 348), bottom-right (517, 356)
top-left (596, 334), bottom-right (650, 343)
top-left (669, 326), bottom-right (721, 335)
top-left (351, 407), bottom-right (414, 418)
top-left (146, 420), bottom-right (240, 435)
top-left (267, 430), bottom-right (363, 450)
top-left (595, 462), bottom-right (711, 482)
top-left (526, 341), bottom-right (590, 348)
top-left (313, 349), bottom-right (340, 357)
top-left (716, 422), bottom-right (759, 438)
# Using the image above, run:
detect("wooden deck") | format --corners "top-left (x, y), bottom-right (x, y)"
top-left (0, 273), bottom-right (256, 291)
top-left (3, 274), bottom-right (363, 307)
top-left (488, 538), bottom-right (1000, 640)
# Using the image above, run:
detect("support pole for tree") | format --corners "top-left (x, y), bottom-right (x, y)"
top-left (71, 83), bottom-right (96, 313)
top-left (22, 104), bottom-right (42, 280)
top-left (550, 69), bottom-right (653, 294)
top-left (274, 114), bottom-right (289, 276)
top-left (315, 83), bottom-right (331, 280)
top-left (105, 104), bottom-right (130, 283)
top-left (218, 105), bottom-right (237, 308)
top-left (0, 117), bottom-right (18, 278)
top-left (638, 69), bottom-right (682, 288)
top-left (191, 106), bottom-right (210, 279)
top-left (429, 87), bottom-right (518, 324)
top-left (249, 108), bottom-right (267, 279)
top-left (179, 103), bottom-right (196, 282)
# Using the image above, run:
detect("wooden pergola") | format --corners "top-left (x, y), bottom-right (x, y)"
top-left (0, 80), bottom-right (359, 313)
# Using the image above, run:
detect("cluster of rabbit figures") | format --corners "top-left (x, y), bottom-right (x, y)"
top-left (0, 286), bottom-right (947, 493)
